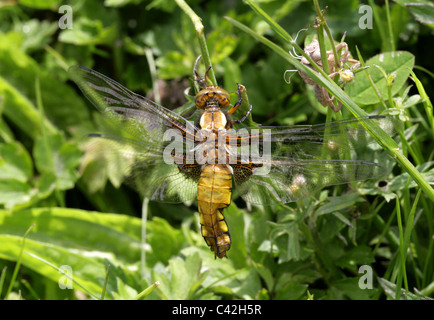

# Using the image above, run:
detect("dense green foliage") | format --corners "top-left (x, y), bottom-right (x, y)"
top-left (0, 0), bottom-right (433, 300)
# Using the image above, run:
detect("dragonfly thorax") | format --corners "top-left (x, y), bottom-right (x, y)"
top-left (199, 109), bottom-right (228, 130)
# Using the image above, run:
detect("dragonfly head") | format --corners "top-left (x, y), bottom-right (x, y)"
top-left (195, 86), bottom-right (231, 110)
top-left (193, 55), bottom-right (231, 110)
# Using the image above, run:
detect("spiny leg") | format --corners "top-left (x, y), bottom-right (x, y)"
top-left (233, 104), bottom-right (252, 124)
top-left (193, 55), bottom-right (212, 88)
top-left (229, 83), bottom-right (252, 124)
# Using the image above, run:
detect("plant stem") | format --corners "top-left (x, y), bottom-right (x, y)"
top-left (313, 3), bottom-right (330, 75)
top-left (368, 0), bottom-right (388, 51)
top-left (145, 48), bottom-right (161, 105)
top-left (313, 2), bottom-right (343, 115)
top-left (0, 266), bottom-right (7, 298)
top-left (409, 70), bottom-right (434, 140)
top-left (141, 197), bottom-right (149, 280)
top-left (134, 281), bottom-right (160, 300)
top-left (5, 224), bottom-right (35, 300)
top-left (313, 1), bottom-right (339, 70)
top-left (384, 0), bottom-right (395, 51)
top-left (175, 0), bottom-right (217, 85)
top-left (395, 198), bottom-right (408, 298)
top-left (100, 264), bottom-right (110, 300)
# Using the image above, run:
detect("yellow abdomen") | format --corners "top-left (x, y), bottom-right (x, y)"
top-left (197, 164), bottom-right (232, 258)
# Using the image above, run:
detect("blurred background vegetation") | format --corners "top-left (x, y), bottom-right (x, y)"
top-left (0, 0), bottom-right (433, 300)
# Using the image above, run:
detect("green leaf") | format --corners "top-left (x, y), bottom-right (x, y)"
top-left (0, 207), bottom-right (144, 298)
top-left (0, 142), bottom-right (58, 208)
top-left (0, 142), bottom-right (33, 182)
top-left (274, 281), bottom-right (308, 300)
top-left (268, 221), bottom-right (300, 263)
top-left (207, 32), bottom-right (237, 64)
top-left (0, 235), bottom-right (107, 298)
top-left (36, 173), bottom-right (57, 200)
top-left (331, 278), bottom-right (373, 300)
top-left (146, 217), bottom-right (187, 266)
top-left (0, 207), bottom-right (142, 261)
top-left (406, 3), bottom-right (434, 25)
top-left (314, 193), bottom-right (363, 218)
top-left (152, 252), bottom-right (205, 300)
top-left (33, 133), bottom-right (82, 190)
top-left (0, 40), bottom-right (91, 138)
top-left (0, 76), bottom-right (47, 138)
top-left (360, 161), bottom-right (434, 197)
top-left (346, 51), bottom-right (415, 105)
top-left (59, 18), bottom-right (118, 46)
top-left (244, 0), bottom-right (292, 43)
top-left (222, 57), bottom-right (242, 93)
top-left (104, 0), bottom-right (139, 7)
top-left (144, 0), bottom-right (177, 12)
top-left (253, 262), bottom-right (274, 291)
top-left (318, 217), bottom-right (347, 243)
top-left (156, 51), bottom-right (192, 80)
top-left (257, 239), bottom-right (279, 255)
top-left (111, 277), bottom-right (138, 300)
top-left (18, 0), bottom-right (62, 9)
top-left (233, 268), bottom-right (262, 300)
top-left (224, 204), bottom-right (248, 267)
top-left (335, 246), bottom-right (375, 269)
top-left (15, 19), bottom-right (58, 53)
top-left (0, 179), bottom-right (32, 208)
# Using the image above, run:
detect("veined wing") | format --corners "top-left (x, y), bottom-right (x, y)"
top-left (83, 133), bottom-right (201, 203)
top-left (226, 115), bottom-right (401, 159)
top-left (226, 116), bottom-right (402, 205)
top-left (69, 65), bottom-right (201, 146)
top-left (70, 66), bottom-right (202, 203)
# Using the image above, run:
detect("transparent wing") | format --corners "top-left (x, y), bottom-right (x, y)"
top-left (227, 115), bottom-right (402, 205)
top-left (69, 65), bottom-right (201, 146)
top-left (232, 158), bottom-right (384, 205)
top-left (83, 134), bottom-right (201, 203)
top-left (227, 115), bottom-right (400, 160)
top-left (70, 65), bottom-right (201, 203)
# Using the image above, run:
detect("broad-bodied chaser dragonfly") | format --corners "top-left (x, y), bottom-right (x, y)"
top-left (69, 63), bottom-right (400, 259)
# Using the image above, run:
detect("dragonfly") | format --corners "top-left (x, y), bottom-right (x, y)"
top-left (69, 62), bottom-right (399, 259)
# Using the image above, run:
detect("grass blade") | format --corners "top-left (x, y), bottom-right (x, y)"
top-left (100, 264), bottom-right (110, 300)
top-left (4, 224), bottom-right (35, 300)
top-left (175, 0), bottom-right (217, 85)
top-left (133, 281), bottom-right (160, 300)
top-left (409, 70), bottom-right (434, 139)
top-left (395, 198), bottom-right (408, 298)
top-left (25, 251), bottom-right (100, 300)
top-left (0, 266), bottom-right (6, 298)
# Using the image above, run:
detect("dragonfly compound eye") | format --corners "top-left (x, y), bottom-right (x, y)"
top-left (195, 91), bottom-right (209, 109)
top-left (212, 88), bottom-right (230, 108)
top-left (217, 94), bottom-right (230, 108)
top-left (195, 87), bottom-right (230, 109)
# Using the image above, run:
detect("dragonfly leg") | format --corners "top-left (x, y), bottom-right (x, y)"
top-left (193, 55), bottom-right (202, 82)
top-left (232, 104), bottom-right (252, 124)
top-left (227, 83), bottom-right (242, 115)
top-left (193, 55), bottom-right (212, 88)
top-left (229, 83), bottom-right (252, 124)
